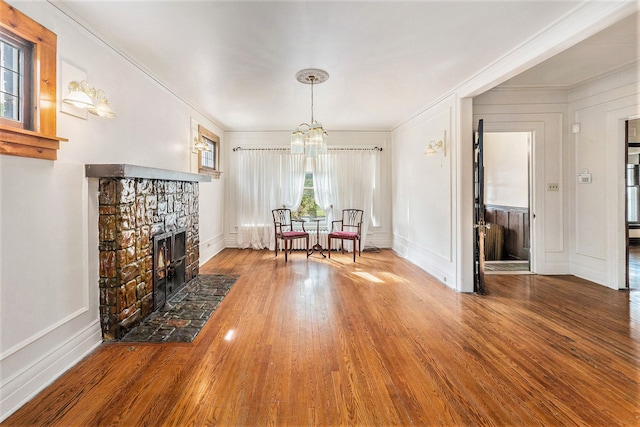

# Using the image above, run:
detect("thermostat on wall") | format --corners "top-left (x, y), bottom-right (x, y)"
top-left (578, 171), bottom-right (592, 184)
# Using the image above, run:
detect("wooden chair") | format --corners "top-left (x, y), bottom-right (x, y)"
top-left (328, 209), bottom-right (364, 262)
top-left (272, 208), bottom-right (310, 262)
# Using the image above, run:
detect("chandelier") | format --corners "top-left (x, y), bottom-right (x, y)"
top-left (291, 69), bottom-right (329, 157)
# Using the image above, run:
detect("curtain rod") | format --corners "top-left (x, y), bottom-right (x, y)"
top-left (232, 146), bottom-right (383, 152)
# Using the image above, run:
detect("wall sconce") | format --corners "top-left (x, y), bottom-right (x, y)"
top-left (193, 137), bottom-right (209, 151)
top-left (62, 80), bottom-right (116, 118)
top-left (424, 139), bottom-right (445, 156)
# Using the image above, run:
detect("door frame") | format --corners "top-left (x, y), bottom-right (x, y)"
top-left (623, 115), bottom-right (640, 289)
top-left (476, 121), bottom-right (542, 274)
top-left (625, 120), bottom-right (630, 289)
top-left (483, 130), bottom-right (533, 271)
top-left (608, 110), bottom-right (640, 289)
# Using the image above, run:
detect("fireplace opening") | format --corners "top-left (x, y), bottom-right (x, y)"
top-left (153, 228), bottom-right (187, 310)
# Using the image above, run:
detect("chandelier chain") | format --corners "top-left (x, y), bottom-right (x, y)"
top-left (310, 76), bottom-right (315, 124)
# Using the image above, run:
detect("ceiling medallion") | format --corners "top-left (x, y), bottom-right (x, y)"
top-left (295, 68), bottom-right (330, 85)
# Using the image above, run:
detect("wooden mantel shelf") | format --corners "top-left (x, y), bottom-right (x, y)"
top-left (85, 164), bottom-right (212, 182)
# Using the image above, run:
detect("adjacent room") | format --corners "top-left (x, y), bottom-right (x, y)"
top-left (1, 0), bottom-right (638, 424)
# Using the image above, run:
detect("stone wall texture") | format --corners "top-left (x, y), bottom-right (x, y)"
top-left (98, 178), bottom-right (200, 340)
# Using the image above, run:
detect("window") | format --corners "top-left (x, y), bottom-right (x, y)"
top-left (197, 125), bottom-right (221, 178)
top-left (0, 1), bottom-right (65, 160)
top-left (0, 26), bottom-right (33, 129)
top-left (293, 170), bottom-right (325, 220)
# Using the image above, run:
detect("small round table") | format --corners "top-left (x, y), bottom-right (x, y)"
top-left (308, 218), bottom-right (326, 258)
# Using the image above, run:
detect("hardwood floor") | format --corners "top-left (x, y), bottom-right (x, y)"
top-left (3, 249), bottom-right (639, 426)
top-left (629, 244), bottom-right (640, 289)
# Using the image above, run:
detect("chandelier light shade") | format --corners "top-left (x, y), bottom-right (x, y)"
top-left (424, 131), bottom-right (447, 156)
top-left (193, 137), bottom-right (209, 151)
top-left (88, 90), bottom-right (116, 118)
top-left (291, 69), bottom-right (329, 157)
top-left (291, 129), bottom-right (305, 154)
top-left (63, 80), bottom-right (116, 118)
top-left (63, 81), bottom-right (94, 108)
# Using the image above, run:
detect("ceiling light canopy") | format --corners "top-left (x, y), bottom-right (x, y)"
top-left (291, 69), bottom-right (329, 157)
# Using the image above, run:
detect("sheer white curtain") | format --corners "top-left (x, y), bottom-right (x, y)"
top-left (312, 149), bottom-right (378, 250)
top-left (279, 153), bottom-right (306, 209)
top-left (310, 152), bottom-right (336, 224)
top-left (235, 150), bottom-right (305, 249)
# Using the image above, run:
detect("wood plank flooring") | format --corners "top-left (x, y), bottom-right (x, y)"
top-left (3, 248), bottom-right (639, 426)
top-left (629, 244), bottom-right (640, 289)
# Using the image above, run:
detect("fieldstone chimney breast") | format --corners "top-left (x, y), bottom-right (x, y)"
top-left (87, 164), bottom-right (211, 340)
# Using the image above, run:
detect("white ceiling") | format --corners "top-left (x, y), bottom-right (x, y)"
top-left (502, 11), bottom-right (639, 88)
top-left (50, 1), bottom-right (639, 132)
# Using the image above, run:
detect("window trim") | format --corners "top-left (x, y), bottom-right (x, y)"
top-left (197, 125), bottom-right (221, 179)
top-left (0, 1), bottom-right (67, 161)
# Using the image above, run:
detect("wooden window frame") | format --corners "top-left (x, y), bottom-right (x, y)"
top-left (197, 125), bottom-right (221, 179)
top-left (0, 1), bottom-right (67, 161)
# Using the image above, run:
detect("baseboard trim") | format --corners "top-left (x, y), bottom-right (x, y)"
top-left (0, 321), bottom-right (102, 422)
top-left (200, 234), bottom-right (225, 266)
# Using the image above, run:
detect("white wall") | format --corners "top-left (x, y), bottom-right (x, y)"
top-left (392, 96), bottom-right (464, 290)
top-left (223, 131), bottom-right (393, 249)
top-left (0, 1), bottom-right (225, 420)
top-left (568, 66), bottom-right (639, 288)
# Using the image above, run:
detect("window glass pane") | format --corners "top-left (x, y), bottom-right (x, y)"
top-left (199, 135), bottom-right (216, 169)
top-left (1, 93), bottom-right (18, 121)
top-left (1, 27), bottom-right (34, 128)
top-left (201, 145), bottom-right (214, 168)
top-left (1, 67), bottom-right (19, 96)
top-left (293, 173), bottom-right (325, 219)
top-left (295, 189), bottom-right (317, 218)
top-left (304, 172), bottom-right (313, 188)
top-left (1, 41), bottom-right (19, 72)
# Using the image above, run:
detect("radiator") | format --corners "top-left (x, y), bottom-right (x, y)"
top-left (288, 231), bottom-right (355, 252)
top-left (290, 230), bottom-right (328, 250)
top-left (485, 223), bottom-right (504, 261)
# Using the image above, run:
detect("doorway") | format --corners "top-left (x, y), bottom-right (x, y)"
top-left (483, 131), bottom-right (532, 274)
top-left (626, 118), bottom-right (640, 289)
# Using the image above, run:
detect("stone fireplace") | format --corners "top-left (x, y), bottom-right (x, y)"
top-left (87, 164), bottom-right (210, 340)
